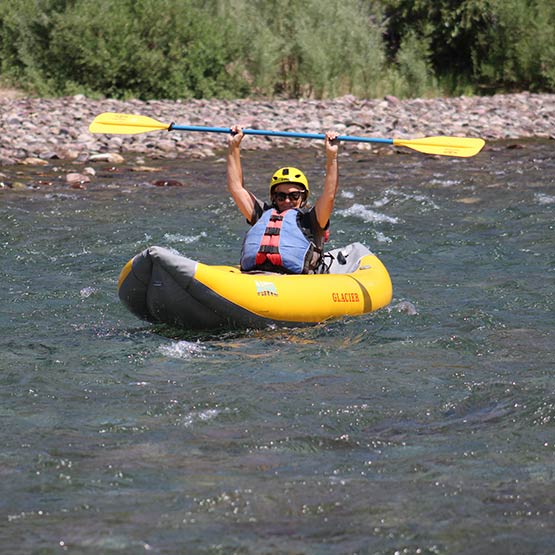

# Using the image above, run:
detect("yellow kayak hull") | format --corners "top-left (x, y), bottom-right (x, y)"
top-left (118, 243), bottom-right (392, 330)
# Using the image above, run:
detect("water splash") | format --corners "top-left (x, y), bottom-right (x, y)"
top-left (158, 340), bottom-right (205, 359)
top-left (534, 193), bottom-right (555, 205)
top-left (163, 231), bottom-right (208, 244)
top-left (337, 203), bottom-right (398, 224)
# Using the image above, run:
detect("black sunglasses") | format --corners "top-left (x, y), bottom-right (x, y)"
top-left (273, 191), bottom-right (304, 202)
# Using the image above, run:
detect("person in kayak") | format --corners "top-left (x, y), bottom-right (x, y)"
top-left (227, 125), bottom-right (339, 274)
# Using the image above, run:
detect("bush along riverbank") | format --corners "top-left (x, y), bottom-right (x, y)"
top-left (3, 1), bottom-right (555, 100)
top-left (1, 92), bottom-right (554, 189)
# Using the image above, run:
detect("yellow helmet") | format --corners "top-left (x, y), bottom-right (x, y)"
top-left (270, 167), bottom-right (309, 197)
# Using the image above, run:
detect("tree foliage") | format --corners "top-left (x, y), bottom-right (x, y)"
top-left (382, 0), bottom-right (555, 93)
top-left (1, 0), bottom-right (554, 99)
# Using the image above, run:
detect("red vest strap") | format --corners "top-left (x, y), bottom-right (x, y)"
top-left (255, 210), bottom-right (285, 266)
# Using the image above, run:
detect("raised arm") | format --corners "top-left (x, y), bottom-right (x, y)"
top-left (227, 126), bottom-right (256, 221)
top-left (314, 131), bottom-right (339, 229)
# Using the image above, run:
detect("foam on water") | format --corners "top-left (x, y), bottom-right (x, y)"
top-left (534, 192), bottom-right (555, 204)
top-left (163, 231), bottom-right (208, 243)
top-left (337, 203), bottom-right (399, 224)
top-left (179, 408), bottom-right (222, 428)
top-left (374, 230), bottom-right (393, 243)
top-left (373, 188), bottom-right (440, 210)
top-left (159, 340), bottom-right (205, 359)
top-left (79, 286), bottom-right (97, 298)
top-left (428, 176), bottom-right (463, 187)
top-left (340, 190), bottom-right (355, 199)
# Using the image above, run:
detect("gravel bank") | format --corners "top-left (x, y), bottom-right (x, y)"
top-left (1, 92), bottom-right (554, 168)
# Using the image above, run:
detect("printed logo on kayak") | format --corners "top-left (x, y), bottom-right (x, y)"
top-left (332, 291), bottom-right (360, 303)
top-left (255, 281), bottom-right (278, 297)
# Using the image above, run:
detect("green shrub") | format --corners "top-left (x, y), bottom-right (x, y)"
top-left (0, 0), bottom-right (63, 94)
top-left (223, 0), bottom-right (386, 99)
top-left (390, 30), bottom-right (439, 97)
top-left (476, 0), bottom-right (555, 91)
top-left (0, 0), bottom-right (248, 99)
top-left (382, 0), bottom-right (555, 94)
top-left (1, 0), bottom-right (554, 99)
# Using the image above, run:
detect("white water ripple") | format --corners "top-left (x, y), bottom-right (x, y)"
top-left (179, 408), bottom-right (221, 428)
top-left (337, 203), bottom-right (398, 224)
top-left (374, 189), bottom-right (440, 210)
top-left (534, 193), bottom-right (555, 205)
top-left (163, 231), bottom-right (207, 244)
top-left (159, 340), bottom-right (205, 359)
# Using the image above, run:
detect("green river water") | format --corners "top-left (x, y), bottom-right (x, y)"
top-left (1, 140), bottom-right (554, 554)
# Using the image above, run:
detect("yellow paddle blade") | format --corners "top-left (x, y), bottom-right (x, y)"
top-left (89, 112), bottom-right (170, 134)
top-left (393, 136), bottom-right (485, 157)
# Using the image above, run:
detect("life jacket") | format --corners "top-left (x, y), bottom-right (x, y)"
top-left (240, 209), bottom-right (322, 274)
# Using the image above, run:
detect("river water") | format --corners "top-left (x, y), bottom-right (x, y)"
top-left (1, 140), bottom-right (554, 554)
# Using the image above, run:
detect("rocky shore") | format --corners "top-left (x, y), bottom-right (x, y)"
top-left (1, 92), bottom-right (554, 187)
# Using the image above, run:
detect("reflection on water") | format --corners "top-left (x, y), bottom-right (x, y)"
top-left (1, 140), bottom-right (554, 554)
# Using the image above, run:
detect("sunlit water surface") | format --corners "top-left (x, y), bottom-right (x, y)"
top-left (1, 141), bottom-right (554, 554)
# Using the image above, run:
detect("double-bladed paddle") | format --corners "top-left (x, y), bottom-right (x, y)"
top-left (89, 112), bottom-right (485, 157)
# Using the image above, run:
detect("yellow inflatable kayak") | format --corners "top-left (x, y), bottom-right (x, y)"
top-left (118, 242), bottom-right (392, 330)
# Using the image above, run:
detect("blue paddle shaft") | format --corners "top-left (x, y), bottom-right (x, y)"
top-left (169, 123), bottom-right (393, 145)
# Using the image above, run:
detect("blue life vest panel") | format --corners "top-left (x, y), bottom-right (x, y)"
top-left (241, 209), bottom-right (316, 274)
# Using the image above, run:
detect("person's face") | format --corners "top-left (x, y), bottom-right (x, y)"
top-left (272, 184), bottom-right (305, 211)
